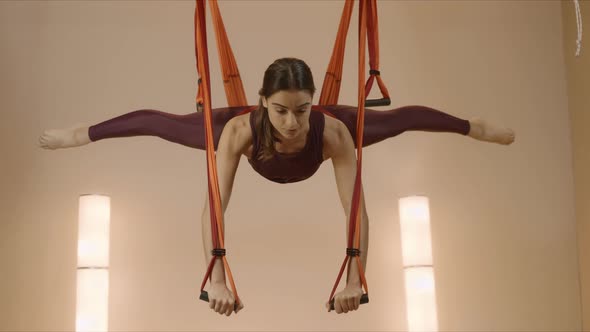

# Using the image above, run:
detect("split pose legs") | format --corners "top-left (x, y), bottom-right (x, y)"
top-left (37, 105), bottom-right (515, 150)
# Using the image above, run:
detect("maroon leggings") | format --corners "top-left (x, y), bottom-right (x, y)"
top-left (88, 104), bottom-right (470, 150)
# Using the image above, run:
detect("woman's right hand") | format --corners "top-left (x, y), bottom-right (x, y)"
top-left (207, 281), bottom-right (244, 316)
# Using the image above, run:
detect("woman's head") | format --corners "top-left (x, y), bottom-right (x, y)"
top-left (254, 57), bottom-right (316, 161)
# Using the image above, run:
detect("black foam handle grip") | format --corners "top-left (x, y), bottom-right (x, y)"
top-left (329, 293), bottom-right (369, 311)
top-left (364, 97), bottom-right (391, 107)
top-left (200, 290), bottom-right (239, 311)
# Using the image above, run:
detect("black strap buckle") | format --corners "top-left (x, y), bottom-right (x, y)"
top-left (346, 248), bottom-right (361, 256)
top-left (369, 69), bottom-right (380, 76)
top-left (211, 248), bottom-right (226, 257)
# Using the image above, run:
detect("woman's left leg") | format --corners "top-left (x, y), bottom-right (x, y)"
top-left (321, 105), bottom-right (515, 146)
top-left (323, 105), bottom-right (474, 147)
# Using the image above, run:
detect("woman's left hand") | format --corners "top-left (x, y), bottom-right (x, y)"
top-left (325, 285), bottom-right (364, 314)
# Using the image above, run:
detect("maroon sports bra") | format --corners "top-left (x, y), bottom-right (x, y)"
top-left (247, 109), bottom-right (325, 184)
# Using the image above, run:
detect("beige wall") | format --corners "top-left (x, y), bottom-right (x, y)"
top-left (0, 1), bottom-right (582, 331)
top-left (563, 0), bottom-right (590, 330)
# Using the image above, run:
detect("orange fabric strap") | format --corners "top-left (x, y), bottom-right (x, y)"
top-left (318, 0), bottom-right (354, 106)
top-left (209, 0), bottom-right (248, 107)
top-left (364, 0), bottom-right (390, 101)
top-left (319, 0), bottom-right (390, 106)
top-left (194, 0), bottom-right (241, 308)
top-left (326, 0), bottom-right (371, 311)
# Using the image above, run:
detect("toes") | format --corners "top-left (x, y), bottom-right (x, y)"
top-left (38, 136), bottom-right (48, 148)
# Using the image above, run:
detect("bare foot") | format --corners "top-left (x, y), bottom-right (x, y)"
top-left (38, 123), bottom-right (91, 149)
top-left (468, 118), bottom-right (515, 145)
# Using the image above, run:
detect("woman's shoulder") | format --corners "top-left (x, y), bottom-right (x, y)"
top-left (321, 113), bottom-right (350, 160)
top-left (227, 112), bottom-right (252, 132)
top-left (222, 113), bottom-right (253, 155)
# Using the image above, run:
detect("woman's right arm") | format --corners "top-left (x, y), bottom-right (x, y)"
top-left (201, 116), bottom-right (250, 315)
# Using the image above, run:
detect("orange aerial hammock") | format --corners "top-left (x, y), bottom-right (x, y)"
top-left (194, 0), bottom-right (391, 312)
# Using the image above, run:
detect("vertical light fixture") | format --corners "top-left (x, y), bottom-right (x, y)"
top-left (398, 195), bottom-right (438, 332)
top-left (76, 194), bottom-right (111, 332)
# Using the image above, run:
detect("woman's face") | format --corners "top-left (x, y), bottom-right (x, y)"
top-left (262, 89), bottom-right (313, 141)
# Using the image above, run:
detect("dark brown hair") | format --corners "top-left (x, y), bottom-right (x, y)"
top-left (254, 57), bottom-right (316, 161)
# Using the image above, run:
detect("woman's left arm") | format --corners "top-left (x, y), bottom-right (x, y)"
top-left (329, 120), bottom-right (369, 291)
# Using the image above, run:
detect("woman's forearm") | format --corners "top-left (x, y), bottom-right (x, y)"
top-left (346, 210), bottom-right (369, 287)
top-left (202, 205), bottom-right (226, 284)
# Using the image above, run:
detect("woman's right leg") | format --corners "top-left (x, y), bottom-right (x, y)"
top-left (39, 106), bottom-right (251, 150)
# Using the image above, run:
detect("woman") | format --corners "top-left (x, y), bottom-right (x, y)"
top-left (38, 57), bottom-right (515, 316)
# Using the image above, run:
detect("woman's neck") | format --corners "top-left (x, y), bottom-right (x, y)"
top-left (273, 127), bottom-right (309, 152)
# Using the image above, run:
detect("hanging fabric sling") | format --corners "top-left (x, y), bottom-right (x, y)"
top-left (319, 0), bottom-right (391, 108)
top-left (194, 0), bottom-right (392, 313)
top-left (321, 0), bottom-right (392, 312)
top-left (194, 0), bottom-right (242, 312)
